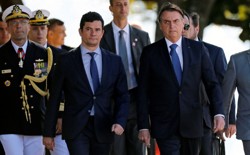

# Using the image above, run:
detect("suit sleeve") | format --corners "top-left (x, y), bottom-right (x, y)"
top-left (214, 48), bottom-right (236, 124)
top-left (113, 57), bottom-right (130, 129)
top-left (222, 56), bottom-right (237, 127)
top-left (201, 45), bottom-right (224, 116)
top-left (43, 54), bottom-right (65, 137)
top-left (136, 47), bottom-right (151, 130)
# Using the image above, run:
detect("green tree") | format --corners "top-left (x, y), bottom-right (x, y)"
top-left (143, 0), bottom-right (250, 42)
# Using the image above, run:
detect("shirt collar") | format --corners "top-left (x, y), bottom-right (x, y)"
top-left (11, 40), bottom-right (28, 53)
top-left (165, 37), bottom-right (182, 49)
top-left (80, 45), bottom-right (101, 56)
top-left (111, 21), bottom-right (129, 34)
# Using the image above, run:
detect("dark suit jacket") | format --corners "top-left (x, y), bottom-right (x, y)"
top-left (200, 42), bottom-right (236, 129)
top-left (0, 40), bottom-right (48, 135)
top-left (204, 42), bottom-right (236, 125)
top-left (61, 44), bottom-right (73, 52)
top-left (137, 38), bottom-right (224, 139)
top-left (43, 46), bottom-right (129, 143)
top-left (100, 22), bottom-right (150, 119)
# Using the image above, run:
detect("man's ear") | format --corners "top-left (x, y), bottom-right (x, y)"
top-left (109, 5), bottom-right (113, 13)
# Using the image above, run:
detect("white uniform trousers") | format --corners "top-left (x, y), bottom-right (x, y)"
top-left (0, 134), bottom-right (44, 155)
top-left (50, 135), bottom-right (69, 155)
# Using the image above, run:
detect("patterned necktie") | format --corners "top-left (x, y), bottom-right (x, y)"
top-left (119, 30), bottom-right (131, 89)
top-left (18, 48), bottom-right (24, 68)
top-left (87, 52), bottom-right (100, 93)
top-left (170, 44), bottom-right (182, 85)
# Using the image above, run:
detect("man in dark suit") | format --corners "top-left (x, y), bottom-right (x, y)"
top-left (100, 0), bottom-right (151, 154)
top-left (223, 49), bottom-right (250, 155)
top-left (0, 5), bottom-right (51, 155)
top-left (137, 3), bottom-right (225, 155)
top-left (182, 11), bottom-right (236, 155)
top-left (43, 11), bottom-right (129, 155)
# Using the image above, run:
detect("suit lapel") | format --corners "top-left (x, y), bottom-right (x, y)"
top-left (23, 42), bottom-right (35, 74)
top-left (73, 47), bottom-right (93, 94)
top-left (4, 41), bottom-right (19, 68)
top-left (103, 23), bottom-right (116, 54)
top-left (129, 26), bottom-right (141, 75)
top-left (95, 49), bottom-right (109, 94)
top-left (181, 38), bottom-right (191, 85)
top-left (159, 39), bottom-right (180, 87)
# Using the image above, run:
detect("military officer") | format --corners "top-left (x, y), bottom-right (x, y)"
top-left (28, 9), bottom-right (69, 155)
top-left (0, 5), bottom-right (53, 155)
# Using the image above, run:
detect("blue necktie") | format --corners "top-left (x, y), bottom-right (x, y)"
top-left (119, 30), bottom-right (131, 89)
top-left (170, 44), bottom-right (182, 85)
top-left (88, 52), bottom-right (100, 93)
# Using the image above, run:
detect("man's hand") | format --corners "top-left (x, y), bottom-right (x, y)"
top-left (111, 124), bottom-right (124, 135)
top-left (56, 118), bottom-right (62, 134)
top-left (213, 116), bottom-right (225, 133)
top-left (43, 137), bottom-right (55, 151)
top-left (225, 124), bottom-right (236, 138)
top-left (138, 130), bottom-right (151, 148)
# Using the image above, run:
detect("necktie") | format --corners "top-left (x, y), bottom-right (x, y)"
top-left (170, 44), bottom-right (182, 85)
top-left (87, 52), bottom-right (100, 93)
top-left (119, 30), bottom-right (131, 89)
top-left (18, 48), bottom-right (24, 68)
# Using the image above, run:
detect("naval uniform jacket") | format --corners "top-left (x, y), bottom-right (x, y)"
top-left (0, 40), bottom-right (48, 135)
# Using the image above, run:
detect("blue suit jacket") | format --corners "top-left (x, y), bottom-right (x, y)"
top-left (137, 38), bottom-right (224, 139)
top-left (200, 42), bottom-right (236, 129)
top-left (43, 46), bottom-right (129, 142)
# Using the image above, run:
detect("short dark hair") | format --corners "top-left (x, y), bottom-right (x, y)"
top-left (158, 2), bottom-right (184, 23)
top-left (79, 11), bottom-right (104, 29)
top-left (47, 18), bottom-right (64, 30)
top-left (0, 12), bottom-right (3, 22)
top-left (190, 12), bottom-right (200, 27)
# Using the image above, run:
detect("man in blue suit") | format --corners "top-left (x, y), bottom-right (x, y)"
top-left (137, 3), bottom-right (225, 155)
top-left (182, 11), bottom-right (236, 155)
top-left (43, 11), bottom-right (129, 155)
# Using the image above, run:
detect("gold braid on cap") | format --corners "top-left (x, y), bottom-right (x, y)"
top-left (21, 47), bottom-right (53, 123)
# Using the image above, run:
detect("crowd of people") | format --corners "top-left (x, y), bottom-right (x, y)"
top-left (0, 0), bottom-right (249, 155)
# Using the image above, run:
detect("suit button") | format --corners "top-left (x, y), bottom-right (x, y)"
top-left (93, 96), bottom-right (96, 100)
top-left (179, 91), bottom-right (182, 95)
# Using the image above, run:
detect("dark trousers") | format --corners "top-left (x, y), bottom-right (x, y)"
top-left (200, 126), bottom-right (212, 155)
top-left (110, 119), bottom-right (144, 155)
top-left (242, 140), bottom-right (250, 155)
top-left (66, 117), bottom-right (111, 155)
top-left (110, 88), bottom-right (149, 155)
top-left (156, 134), bottom-right (201, 155)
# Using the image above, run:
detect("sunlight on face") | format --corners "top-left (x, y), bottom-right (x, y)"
top-left (29, 25), bottom-right (48, 45)
top-left (0, 21), bottom-right (11, 45)
top-left (79, 20), bottom-right (104, 49)
top-left (159, 11), bottom-right (184, 42)
top-left (109, 0), bottom-right (129, 20)
top-left (7, 18), bottom-right (30, 42)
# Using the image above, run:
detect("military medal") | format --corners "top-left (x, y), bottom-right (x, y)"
top-left (18, 48), bottom-right (24, 68)
top-left (4, 80), bottom-right (11, 87)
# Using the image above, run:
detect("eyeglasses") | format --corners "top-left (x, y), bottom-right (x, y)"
top-left (9, 20), bottom-right (29, 26)
top-left (184, 24), bottom-right (190, 30)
